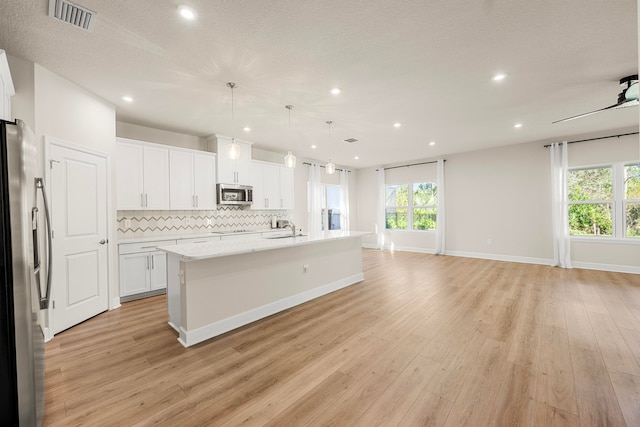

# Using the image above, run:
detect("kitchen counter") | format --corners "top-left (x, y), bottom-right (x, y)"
top-left (162, 230), bottom-right (371, 347)
top-left (117, 228), bottom-right (280, 245)
top-left (157, 230), bottom-right (370, 261)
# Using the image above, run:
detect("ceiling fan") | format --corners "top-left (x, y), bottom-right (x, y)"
top-left (553, 74), bottom-right (639, 124)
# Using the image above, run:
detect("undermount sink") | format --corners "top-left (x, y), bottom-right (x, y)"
top-left (263, 233), bottom-right (307, 239)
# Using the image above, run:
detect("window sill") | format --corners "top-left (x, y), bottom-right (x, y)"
top-left (570, 236), bottom-right (640, 245)
top-left (385, 229), bottom-right (436, 233)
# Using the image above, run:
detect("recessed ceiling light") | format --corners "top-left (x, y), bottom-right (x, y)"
top-left (122, 96), bottom-right (133, 103)
top-left (514, 123), bottom-right (523, 128)
top-left (331, 88), bottom-right (341, 95)
top-left (354, 156), bottom-right (359, 160)
top-left (178, 5), bottom-right (197, 20)
top-left (243, 126), bottom-right (251, 132)
top-left (311, 145), bottom-right (317, 149)
top-left (429, 141), bottom-right (436, 146)
top-left (393, 122), bottom-right (402, 128)
top-left (492, 73), bottom-right (507, 82)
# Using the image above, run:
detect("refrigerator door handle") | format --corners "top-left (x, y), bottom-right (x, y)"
top-left (35, 178), bottom-right (53, 310)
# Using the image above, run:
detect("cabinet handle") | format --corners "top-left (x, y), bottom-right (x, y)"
top-left (144, 193), bottom-right (148, 208)
top-left (146, 256), bottom-right (149, 270)
top-left (192, 195), bottom-right (195, 208)
top-left (141, 193), bottom-right (144, 208)
top-left (195, 195), bottom-right (199, 208)
top-left (151, 256), bottom-right (154, 269)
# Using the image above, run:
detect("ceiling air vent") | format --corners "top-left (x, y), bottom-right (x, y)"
top-left (343, 138), bottom-right (359, 143)
top-left (48, 0), bottom-right (96, 32)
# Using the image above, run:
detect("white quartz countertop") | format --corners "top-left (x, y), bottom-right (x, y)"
top-left (117, 229), bottom-right (282, 245)
top-left (157, 231), bottom-right (371, 261)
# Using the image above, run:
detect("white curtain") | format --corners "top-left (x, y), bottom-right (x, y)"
top-left (339, 169), bottom-right (350, 231)
top-left (308, 163), bottom-right (323, 237)
top-left (376, 168), bottom-right (386, 249)
top-left (435, 159), bottom-right (446, 255)
top-left (550, 142), bottom-right (572, 268)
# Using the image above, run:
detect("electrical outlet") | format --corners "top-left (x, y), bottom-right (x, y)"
top-left (172, 218), bottom-right (180, 227)
top-left (486, 238), bottom-right (492, 245)
top-left (124, 219), bottom-right (131, 228)
top-left (303, 264), bottom-right (309, 274)
top-left (186, 217), bottom-right (192, 226)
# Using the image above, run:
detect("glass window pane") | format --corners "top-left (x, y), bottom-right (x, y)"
top-left (413, 182), bottom-right (437, 206)
top-left (568, 203), bottom-right (613, 236)
top-left (568, 167), bottom-right (613, 201)
top-left (385, 208), bottom-right (407, 230)
top-left (625, 164), bottom-right (640, 199)
top-left (386, 184), bottom-right (408, 207)
top-left (413, 208), bottom-right (437, 230)
top-left (626, 202), bottom-right (640, 237)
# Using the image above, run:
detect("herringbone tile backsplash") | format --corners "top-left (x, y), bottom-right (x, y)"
top-left (117, 206), bottom-right (290, 239)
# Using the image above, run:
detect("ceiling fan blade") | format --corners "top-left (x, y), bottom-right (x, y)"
top-left (552, 104), bottom-right (618, 124)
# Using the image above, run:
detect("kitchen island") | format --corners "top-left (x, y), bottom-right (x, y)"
top-left (157, 231), bottom-right (370, 347)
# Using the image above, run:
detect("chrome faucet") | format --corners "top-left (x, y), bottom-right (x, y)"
top-left (286, 223), bottom-right (296, 237)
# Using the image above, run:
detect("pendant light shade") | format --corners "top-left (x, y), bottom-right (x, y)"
top-left (284, 105), bottom-right (296, 168)
top-left (284, 150), bottom-right (296, 168)
top-left (325, 159), bottom-right (336, 175)
top-left (325, 121), bottom-right (335, 174)
top-left (228, 137), bottom-right (241, 160)
top-left (227, 82), bottom-right (240, 160)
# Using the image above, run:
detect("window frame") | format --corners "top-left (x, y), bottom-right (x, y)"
top-left (568, 161), bottom-right (640, 242)
top-left (385, 181), bottom-right (437, 232)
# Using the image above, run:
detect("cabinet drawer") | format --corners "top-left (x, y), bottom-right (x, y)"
top-left (119, 240), bottom-right (177, 255)
top-left (179, 236), bottom-right (220, 244)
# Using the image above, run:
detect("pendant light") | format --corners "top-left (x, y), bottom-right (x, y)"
top-left (284, 105), bottom-right (296, 168)
top-left (226, 82), bottom-right (241, 160)
top-left (325, 120), bottom-right (336, 174)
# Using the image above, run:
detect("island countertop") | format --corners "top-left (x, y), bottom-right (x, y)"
top-left (157, 230), bottom-right (371, 261)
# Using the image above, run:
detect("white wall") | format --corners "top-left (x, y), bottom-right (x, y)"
top-left (357, 133), bottom-right (640, 272)
top-left (116, 121), bottom-right (206, 151)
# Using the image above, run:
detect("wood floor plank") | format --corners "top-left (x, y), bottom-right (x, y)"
top-left (41, 250), bottom-right (640, 426)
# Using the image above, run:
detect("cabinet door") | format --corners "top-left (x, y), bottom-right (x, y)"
top-left (143, 146), bottom-right (170, 209)
top-left (263, 164), bottom-right (280, 210)
top-left (193, 153), bottom-right (216, 210)
top-left (169, 150), bottom-right (194, 210)
top-left (250, 162), bottom-right (265, 209)
top-left (235, 143), bottom-right (252, 185)
top-left (216, 139), bottom-right (236, 184)
top-left (119, 253), bottom-right (150, 296)
top-left (279, 166), bottom-right (295, 210)
top-left (116, 143), bottom-right (144, 210)
top-left (149, 251), bottom-right (168, 291)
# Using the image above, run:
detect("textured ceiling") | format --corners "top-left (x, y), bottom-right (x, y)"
top-left (0, 0), bottom-right (638, 168)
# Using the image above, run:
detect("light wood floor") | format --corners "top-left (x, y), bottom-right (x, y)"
top-left (43, 250), bottom-right (640, 426)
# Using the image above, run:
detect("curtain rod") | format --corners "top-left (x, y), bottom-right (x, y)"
top-left (543, 131), bottom-right (639, 148)
top-left (376, 159), bottom-right (445, 171)
top-left (302, 162), bottom-right (351, 172)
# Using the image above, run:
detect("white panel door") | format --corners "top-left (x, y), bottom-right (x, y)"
top-left (149, 252), bottom-right (168, 291)
top-left (49, 143), bottom-right (109, 334)
top-left (115, 142), bottom-right (144, 210)
top-left (235, 143), bottom-right (252, 185)
top-left (169, 150), bottom-right (194, 210)
top-left (216, 138), bottom-right (235, 183)
top-left (143, 146), bottom-right (169, 209)
top-left (119, 253), bottom-right (149, 296)
top-left (193, 153), bottom-right (216, 210)
top-left (280, 166), bottom-right (294, 210)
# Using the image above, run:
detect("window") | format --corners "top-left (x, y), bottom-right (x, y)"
top-left (625, 163), bottom-right (640, 237)
top-left (322, 184), bottom-right (342, 230)
top-left (568, 162), bottom-right (640, 239)
top-left (385, 181), bottom-right (437, 231)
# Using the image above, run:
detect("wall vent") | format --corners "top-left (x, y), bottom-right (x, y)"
top-left (343, 138), bottom-right (358, 143)
top-left (48, 0), bottom-right (96, 32)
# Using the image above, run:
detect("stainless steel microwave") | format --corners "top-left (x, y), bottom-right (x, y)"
top-left (216, 183), bottom-right (253, 206)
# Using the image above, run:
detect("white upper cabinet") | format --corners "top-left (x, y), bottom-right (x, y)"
top-left (116, 138), bottom-right (170, 210)
top-left (212, 135), bottom-right (252, 185)
top-left (0, 50), bottom-right (15, 121)
top-left (251, 161), bottom-right (295, 210)
top-left (279, 166), bottom-right (294, 210)
top-left (169, 150), bottom-right (216, 210)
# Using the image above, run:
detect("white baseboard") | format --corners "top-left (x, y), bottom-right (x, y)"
top-left (361, 243), bottom-right (434, 254)
top-left (445, 250), bottom-right (553, 266)
top-left (571, 261), bottom-right (640, 275)
top-left (179, 273), bottom-right (365, 347)
top-left (110, 297), bottom-right (121, 310)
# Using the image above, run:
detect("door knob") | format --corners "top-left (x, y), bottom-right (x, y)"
top-left (98, 239), bottom-right (107, 245)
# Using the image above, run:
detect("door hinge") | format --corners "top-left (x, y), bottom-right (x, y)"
top-left (52, 300), bottom-right (55, 309)
top-left (52, 230), bottom-right (55, 239)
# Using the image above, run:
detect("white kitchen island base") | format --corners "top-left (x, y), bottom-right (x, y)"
top-left (161, 232), bottom-right (368, 347)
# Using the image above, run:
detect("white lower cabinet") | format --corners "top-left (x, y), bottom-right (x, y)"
top-left (119, 240), bottom-right (176, 300)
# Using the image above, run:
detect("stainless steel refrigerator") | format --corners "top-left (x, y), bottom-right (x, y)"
top-left (0, 119), bottom-right (52, 426)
